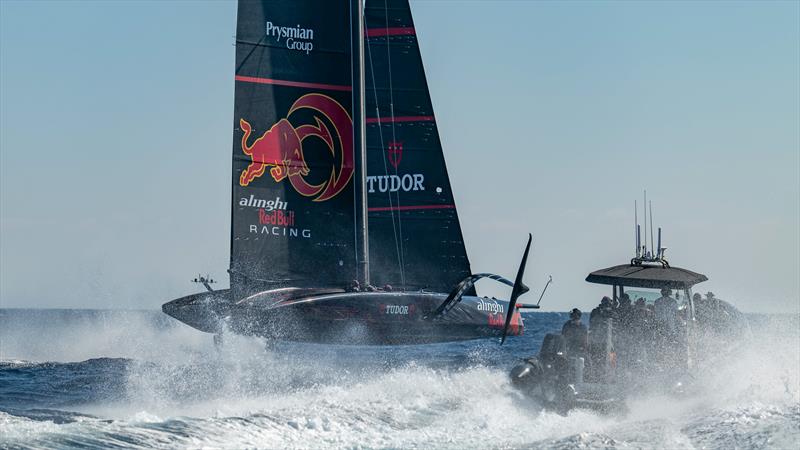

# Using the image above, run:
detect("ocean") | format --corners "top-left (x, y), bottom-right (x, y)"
top-left (1, 309), bottom-right (798, 449)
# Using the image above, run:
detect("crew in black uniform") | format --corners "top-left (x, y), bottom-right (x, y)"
top-left (589, 297), bottom-right (616, 381)
top-left (562, 308), bottom-right (588, 358)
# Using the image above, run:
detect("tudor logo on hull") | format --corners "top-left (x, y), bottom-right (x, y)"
top-left (379, 304), bottom-right (417, 315)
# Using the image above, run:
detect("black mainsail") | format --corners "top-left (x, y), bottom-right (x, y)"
top-left (364, 0), bottom-right (472, 292)
top-left (162, 0), bottom-right (529, 345)
top-left (231, 0), bottom-right (358, 300)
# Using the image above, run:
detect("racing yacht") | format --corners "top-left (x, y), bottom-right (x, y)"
top-left (162, 0), bottom-right (536, 345)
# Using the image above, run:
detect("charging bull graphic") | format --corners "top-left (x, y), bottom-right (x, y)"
top-left (239, 93), bottom-right (353, 202)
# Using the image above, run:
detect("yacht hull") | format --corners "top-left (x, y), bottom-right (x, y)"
top-left (162, 290), bottom-right (523, 345)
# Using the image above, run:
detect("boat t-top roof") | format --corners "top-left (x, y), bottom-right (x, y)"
top-left (588, 193), bottom-right (709, 290)
top-left (585, 263), bottom-right (708, 290)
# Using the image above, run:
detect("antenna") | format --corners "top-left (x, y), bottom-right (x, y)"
top-left (649, 200), bottom-right (654, 256)
top-left (635, 200), bottom-right (639, 257)
top-left (657, 227), bottom-right (662, 258)
top-left (631, 194), bottom-right (670, 268)
top-left (637, 224), bottom-right (641, 256)
top-left (643, 190), bottom-right (648, 256)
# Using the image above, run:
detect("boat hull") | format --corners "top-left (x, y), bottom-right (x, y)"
top-left (162, 290), bottom-right (523, 345)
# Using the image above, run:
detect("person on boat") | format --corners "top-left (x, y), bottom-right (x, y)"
top-left (562, 308), bottom-right (588, 357)
top-left (614, 294), bottom-right (635, 372)
top-left (616, 294), bottom-right (634, 328)
top-left (590, 296), bottom-right (615, 324)
top-left (588, 297), bottom-right (616, 381)
top-left (654, 288), bottom-right (681, 366)
top-left (654, 288), bottom-right (679, 333)
top-left (630, 298), bottom-right (654, 368)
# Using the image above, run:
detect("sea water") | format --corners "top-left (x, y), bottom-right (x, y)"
top-left (1, 309), bottom-right (798, 449)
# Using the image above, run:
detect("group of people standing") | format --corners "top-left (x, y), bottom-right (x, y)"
top-left (561, 288), bottom-right (691, 381)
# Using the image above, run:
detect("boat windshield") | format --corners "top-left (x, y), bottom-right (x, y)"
top-left (625, 288), bottom-right (688, 305)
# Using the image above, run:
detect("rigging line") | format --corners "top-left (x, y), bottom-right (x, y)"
top-left (366, 14), bottom-right (405, 288)
top-left (234, 34), bottom-right (267, 74)
top-left (383, 0), bottom-right (407, 287)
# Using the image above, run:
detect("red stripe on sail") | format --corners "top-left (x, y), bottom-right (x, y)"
top-left (366, 27), bottom-right (416, 37)
top-left (235, 75), bottom-right (352, 92)
top-left (366, 116), bottom-right (435, 124)
top-left (368, 204), bottom-right (456, 212)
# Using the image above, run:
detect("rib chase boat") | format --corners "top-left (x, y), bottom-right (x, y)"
top-left (162, 0), bottom-right (537, 345)
top-left (510, 213), bottom-right (748, 413)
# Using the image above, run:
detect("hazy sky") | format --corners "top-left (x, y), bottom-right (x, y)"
top-left (1, 1), bottom-right (798, 313)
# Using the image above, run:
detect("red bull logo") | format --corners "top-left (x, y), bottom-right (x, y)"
top-left (239, 93), bottom-right (354, 202)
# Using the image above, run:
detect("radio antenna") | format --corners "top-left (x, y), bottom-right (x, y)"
top-left (657, 227), bottom-right (662, 258)
top-left (635, 200), bottom-right (639, 257)
top-left (643, 190), bottom-right (648, 256)
top-left (649, 200), bottom-right (654, 256)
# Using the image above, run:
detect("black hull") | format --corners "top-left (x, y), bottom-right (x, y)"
top-left (162, 289), bottom-right (523, 345)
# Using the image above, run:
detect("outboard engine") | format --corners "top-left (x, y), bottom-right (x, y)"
top-left (510, 333), bottom-right (578, 413)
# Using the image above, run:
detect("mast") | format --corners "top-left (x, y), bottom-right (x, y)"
top-left (352, 0), bottom-right (370, 285)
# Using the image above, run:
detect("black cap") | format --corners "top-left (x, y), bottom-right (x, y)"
top-left (570, 308), bottom-right (581, 318)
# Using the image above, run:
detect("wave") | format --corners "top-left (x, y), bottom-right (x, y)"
top-left (1, 309), bottom-right (798, 449)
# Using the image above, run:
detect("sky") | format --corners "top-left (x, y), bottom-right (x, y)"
top-left (1, 0), bottom-right (798, 314)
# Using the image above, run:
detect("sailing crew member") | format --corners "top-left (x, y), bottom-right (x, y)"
top-left (562, 308), bottom-right (588, 357)
top-left (589, 297), bottom-right (616, 381)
